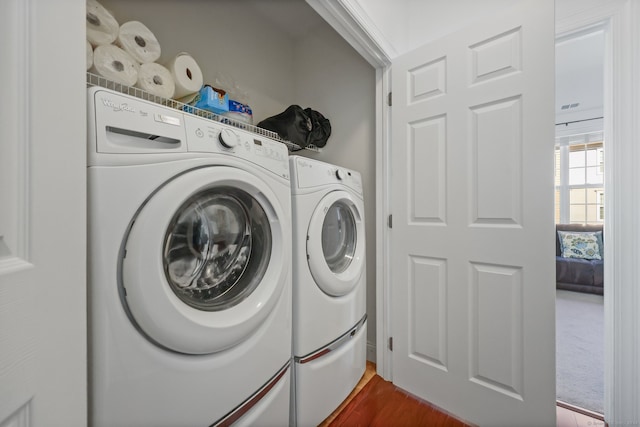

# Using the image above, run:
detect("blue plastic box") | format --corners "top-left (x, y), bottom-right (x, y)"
top-left (193, 85), bottom-right (229, 114)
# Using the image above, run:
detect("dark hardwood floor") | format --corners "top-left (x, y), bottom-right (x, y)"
top-left (325, 375), bottom-right (468, 426)
top-left (321, 362), bottom-right (606, 427)
top-left (322, 362), bottom-right (469, 427)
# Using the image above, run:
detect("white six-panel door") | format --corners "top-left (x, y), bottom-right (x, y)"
top-left (0, 0), bottom-right (86, 426)
top-left (389, 0), bottom-right (556, 425)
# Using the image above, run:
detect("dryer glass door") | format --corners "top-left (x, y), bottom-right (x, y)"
top-left (307, 190), bottom-right (365, 297)
top-left (163, 187), bottom-right (272, 311)
top-left (322, 201), bottom-right (356, 274)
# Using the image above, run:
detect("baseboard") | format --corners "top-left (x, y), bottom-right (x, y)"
top-left (366, 342), bottom-right (376, 363)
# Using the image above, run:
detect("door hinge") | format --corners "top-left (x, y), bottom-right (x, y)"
top-left (387, 92), bottom-right (392, 106)
top-left (388, 337), bottom-right (393, 351)
top-left (388, 214), bottom-right (392, 228)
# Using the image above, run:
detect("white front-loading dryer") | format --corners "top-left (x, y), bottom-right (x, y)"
top-left (87, 87), bottom-right (292, 427)
top-left (289, 155), bottom-right (367, 427)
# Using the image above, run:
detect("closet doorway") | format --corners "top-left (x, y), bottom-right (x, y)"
top-left (554, 25), bottom-right (605, 417)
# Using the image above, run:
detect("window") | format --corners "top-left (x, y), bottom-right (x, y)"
top-left (555, 132), bottom-right (604, 225)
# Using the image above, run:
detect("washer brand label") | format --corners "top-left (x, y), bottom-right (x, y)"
top-left (101, 97), bottom-right (136, 113)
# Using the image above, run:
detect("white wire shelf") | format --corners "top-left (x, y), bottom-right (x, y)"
top-left (86, 72), bottom-right (319, 152)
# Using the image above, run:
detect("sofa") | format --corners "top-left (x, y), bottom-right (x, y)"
top-left (555, 224), bottom-right (604, 295)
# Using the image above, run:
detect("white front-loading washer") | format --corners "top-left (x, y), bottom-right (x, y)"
top-left (289, 156), bottom-right (367, 427)
top-left (87, 87), bottom-right (292, 427)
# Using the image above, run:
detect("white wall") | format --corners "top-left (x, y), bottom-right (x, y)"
top-left (100, 0), bottom-right (297, 121)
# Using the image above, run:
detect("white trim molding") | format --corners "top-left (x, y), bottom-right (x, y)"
top-left (305, 0), bottom-right (393, 68)
top-left (606, 2), bottom-right (640, 424)
top-left (304, 0), bottom-right (394, 380)
top-left (375, 65), bottom-right (392, 380)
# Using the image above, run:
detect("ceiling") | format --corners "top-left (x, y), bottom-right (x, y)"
top-left (555, 28), bottom-right (605, 123)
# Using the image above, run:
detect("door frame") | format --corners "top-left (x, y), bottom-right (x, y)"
top-left (304, 0), bottom-right (393, 376)
top-left (557, 0), bottom-right (640, 424)
top-left (306, 1), bottom-right (640, 424)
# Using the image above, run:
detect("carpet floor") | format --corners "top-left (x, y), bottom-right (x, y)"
top-left (556, 289), bottom-right (604, 414)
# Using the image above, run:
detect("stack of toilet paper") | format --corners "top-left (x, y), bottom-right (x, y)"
top-left (86, 0), bottom-right (119, 48)
top-left (85, 0), bottom-right (204, 101)
top-left (164, 52), bottom-right (204, 101)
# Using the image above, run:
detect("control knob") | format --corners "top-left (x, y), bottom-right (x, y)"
top-left (335, 169), bottom-right (345, 180)
top-left (219, 128), bottom-right (239, 149)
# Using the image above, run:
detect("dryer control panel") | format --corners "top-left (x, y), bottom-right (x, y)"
top-left (291, 156), bottom-right (363, 195)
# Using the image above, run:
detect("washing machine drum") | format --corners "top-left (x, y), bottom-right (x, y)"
top-left (307, 190), bottom-right (365, 297)
top-left (121, 166), bottom-right (288, 355)
top-left (163, 189), bottom-right (270, 311)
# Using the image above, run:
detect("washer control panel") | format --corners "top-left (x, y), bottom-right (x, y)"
top-left (218, 128), bottom-right (240, 149)
top-left (89, 87), bottom-right (289, 179)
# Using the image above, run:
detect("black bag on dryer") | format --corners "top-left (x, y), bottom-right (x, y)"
top-left (257, 105), bottom-right (312, 149)
top-left (304, 108), bottom-right (331, 148)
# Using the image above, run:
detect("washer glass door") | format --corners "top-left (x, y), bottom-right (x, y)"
top-left (164, 187), bottom-right (271, 312)
top-left (307, 190), bottom-right (365, 297)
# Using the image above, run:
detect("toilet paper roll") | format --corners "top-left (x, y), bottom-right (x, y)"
top-left (86, 0), bottom-right (119, 47)
top-left (136, 63), bottom-right (175, 99)
top-left (116, 21), bottom-right (161, 64)
top-left (86, 41), bottom-right (94, 71)
top-left (165, 52), bottom-right (204, 100)
top-left (91, 44), bottom-right (140, 87)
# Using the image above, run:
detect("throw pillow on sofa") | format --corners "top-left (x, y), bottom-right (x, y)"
top-left (558, 230), bottom-right (602, 260)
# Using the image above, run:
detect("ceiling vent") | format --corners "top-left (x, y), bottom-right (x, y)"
top-left (560, 102), bottom-right (580, 110)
